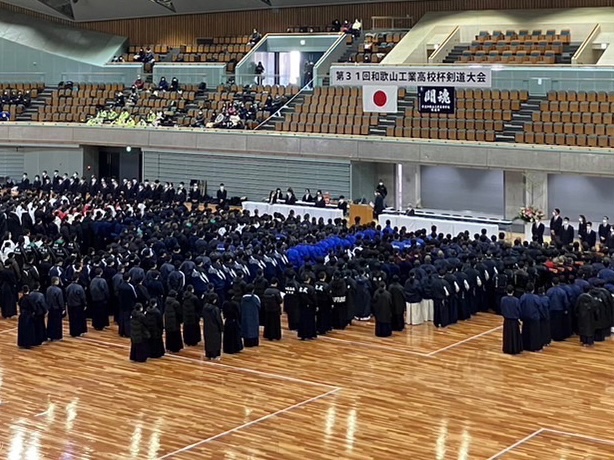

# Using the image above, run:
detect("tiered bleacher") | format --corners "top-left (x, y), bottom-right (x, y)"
top-left (346, 32), bottom-right (406, 63)
top-left (387, 88), bottom-right (529, 141)
top-left (444, 29), bottom-right (578, 65)
top-left (515, 90), bottom-right (614, 147)
top-left (275, 87), bottom-right (377, 135)
top-left (0, 83), bottom-right (42, 121)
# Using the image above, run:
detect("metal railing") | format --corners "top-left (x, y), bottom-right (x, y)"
top-left (254, 79), bottom-right (314, 130)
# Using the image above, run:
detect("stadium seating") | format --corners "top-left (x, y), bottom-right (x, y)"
top-left (275, 86), bottom-right (377, 135)
top-left (345, 32), bottom-right (405, 63)
top-left (515, 90), bottom-right (614, 147)
top-left (387, 88), bottom-right (529, 141)
top-left (0, 82), bottom-right (44, 121)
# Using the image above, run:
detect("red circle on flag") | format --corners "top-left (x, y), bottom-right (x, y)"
top-left (373, 90), bottom-right (387, 107)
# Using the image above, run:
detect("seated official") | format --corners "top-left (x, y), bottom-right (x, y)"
top-left (314, 190), bottom-right (326, 208)
top-left (285, 188), bottom-right (297, 205)
top-left (302, 188), bottom-right (314, 203)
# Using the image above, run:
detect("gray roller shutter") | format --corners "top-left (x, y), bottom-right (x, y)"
top-left (548, 174), bottom-right (614, 223)
top-left (143, 150), bottom-right (350, 201)
top-left (0, 149), bottom-right (24, 180)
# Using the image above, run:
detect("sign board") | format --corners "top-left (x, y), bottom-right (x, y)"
top-left (330, 65), bottom-right (492, 88)
top-left (418, 86), bottom-right (455, 114)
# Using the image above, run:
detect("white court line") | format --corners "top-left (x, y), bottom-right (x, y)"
top-left (319, 335), bottom-right (431, 357)
top-left (485, 428), bottom-right (545, 460)
top-left (427, 325), bottom-right (502, 357)
top-left (156, 387), bottom-right (340, 460)
top-left (542, 428), bottom-right (614, 446)
top-left (81, 335), bottom-right (339, 390)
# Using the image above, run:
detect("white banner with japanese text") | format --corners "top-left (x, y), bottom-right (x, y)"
top-left (330, 66), bottom-right (492, 88)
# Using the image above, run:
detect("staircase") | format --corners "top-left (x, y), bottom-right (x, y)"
top-left (499, 96), bottom-right (545, 142)
top-left (15, 87), bottom-right (53, 122)
top-left (370, 92), bottom-right (413, 136)
top-left (443, 45), bottom-right (469, 64)
top-left (337, 39), bottom-right (361, 63)
top-left (559, 42), bottom-right (581, 64)
top-left (256, 90), bottom-right (312, 131)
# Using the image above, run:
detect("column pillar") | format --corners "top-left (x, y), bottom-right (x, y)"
top-left (397, 163), bottom-right (420, 210)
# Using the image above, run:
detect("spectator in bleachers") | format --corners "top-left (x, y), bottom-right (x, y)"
top-left (114, 91), bottom-right (126, 108)
top-left (170, 77), bottom-right (180, 92)
top-left (192, 110), bottom-right (206, 128)
top-left (255, 62), bottom-right (265, 85)
top-left (351, 19), bottom-right (362, 37)
top-left (127, 86), bottom-right (139, 107)
top-left (133, 48), bottom-right (146, 62)
top-left (341, 20), bottom-right (351, 34)
top-left (112, 56), bottom-right (125, 63)
top-left (134, 75), bottom-right (145, 91)
top-left (250, 29), bottom-right (262, 47)
top-left (0, 110), bottom-right (9, 122)
top-left (144, 47), bottom-right (156, 71)
top-left (158, 77), bottom-right (169, 92)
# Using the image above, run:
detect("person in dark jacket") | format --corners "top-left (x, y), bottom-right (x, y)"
top-left (129, 303), bottom-right (150, 363)
top-left (89, 268), bottom-right (110, 331)
top-left (353, 270), bottom-right (372, 321)
top-left (202, 293), bottom-right (223, 359)
top-left (501, 285), bottom-right (522, 355)
top-left (519, 284), bottom-right (542, 352)
top-left (17, 285), bottom-right (36, 349)
top-left (388, 275), bottom-right (405, 331)
top-left (222, 299), bottom-right (243, 354)
top-left (182, 285), bottom-right (202, 346)
top-left (118, 274), bottom-right (138, 337)
top-left (262, 278), bottom-right (283, 340)
top-left (531, 220), bottom-right (545, 245)
top-left (297, 275), bottom-right (317, 340)
top-left (164, 290), bottom-right (183, 353)
top-left (145, 299), bottom-right (165, 358)
top-left (372, 282), bottom-right (393, 337)
top-left (241, 284), bottom-right (261, 347)
top-left (537, 287), bottom-right (551, 348)
top-left (560, 218), bottom-right (574, 247)
top-left (45, 276), bottom-right (65, 341)
top-left (0, 261), bottom-right (18, 318)
top-left (66, 274), bottom-right (87, 338)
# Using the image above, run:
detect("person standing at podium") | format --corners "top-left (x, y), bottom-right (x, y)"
top-left (372, 190), bottom-right (385, 218)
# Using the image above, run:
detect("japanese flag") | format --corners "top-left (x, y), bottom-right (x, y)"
top-left (362, 86), bottom-right (397, 113)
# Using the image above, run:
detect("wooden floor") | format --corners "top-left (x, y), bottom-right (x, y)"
top-left (1, 313), bottom-right (614, 460)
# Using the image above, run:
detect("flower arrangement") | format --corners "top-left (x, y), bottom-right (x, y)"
top-left (517, 206), bottom-right (545, 223)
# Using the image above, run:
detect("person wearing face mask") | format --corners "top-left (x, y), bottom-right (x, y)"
top-left (549, 208), bottom-right (562, 241)
top-left (560, 217), bottom-right (574, 247)
top-left (578, 215), bottom-right (587, 242)
top-left (607, 226), bottom-right (614, 249)
top-left (585, 221), bottom-right (597, 249)
top-left (314, 190), bottom-right (326, 208)
top-left (598, 216), bottom-right (611, 245)
top-left (531, 218), bottom-right (545, 245)
top-left (376, 179), bottom-right (388, 199)
top-left (216, 183), bottom-right (227, 209)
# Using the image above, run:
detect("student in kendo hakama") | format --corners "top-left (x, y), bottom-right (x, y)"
top-left (297, 275), bottom-right (317, 340)
top-left (283, 272), bottom-right (300, 331)
top-left (145, 300), bottom-right (165, 358)
top-left (45, 276), bottom-right (65, 341)
top-left (537, 287), bottom-right (552, 348)
top-left (89, 267), bottom-right (110, 331)
top-left (519, 284), bottom-right (542, 352)
top-left (404, 273), bottom-right (423, 325)
top-left (222, 299), bottom-right (244, 354)
top-left (575, 292), bottom-right (597, 346)
top-left (66, 274), bottom-right (87, 338)
top-left (129, 303), bottom-right (150, 363)
top-left (182, 285), bottom-right (202, 346)
top-left (262, 278), bottom-right (283, 340)
top-left (241, 284), bottom-right (261, 347)
top-left (329, 272), bottom-right (348, 330)
top-left (30, 283), bottom-right (48, 346)
top-left (202, 293), bottom-right (223, 359)
top-left (372, 282), bottom-right (393, 337)
top-left (432, 271), bottom-right (451, 328)
top-left (164, 290), bottom-right (183, 353)
top-left (547, 277), bottom-right (571, 341)
top-left (501, 285), bottom-right (523, 355)
top-left (388, 275), bottom-right (406, 331)
top-left (314, 272), bottom-right (332, 335)
top-left (17, 286), bottom-right (36, 349)
top-left (0, 260), bottom-right (18, 319)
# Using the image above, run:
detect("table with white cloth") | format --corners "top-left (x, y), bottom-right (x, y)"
top-left (242, 201), bottom-right (344, 221)
top-left (378, 214), bottom-right (499, 236)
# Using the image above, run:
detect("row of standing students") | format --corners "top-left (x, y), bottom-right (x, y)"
top-left (501, 281), bottom-right (614, 355)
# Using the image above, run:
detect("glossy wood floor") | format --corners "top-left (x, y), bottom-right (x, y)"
top-left (1, 311), bottom-right (614, 460)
